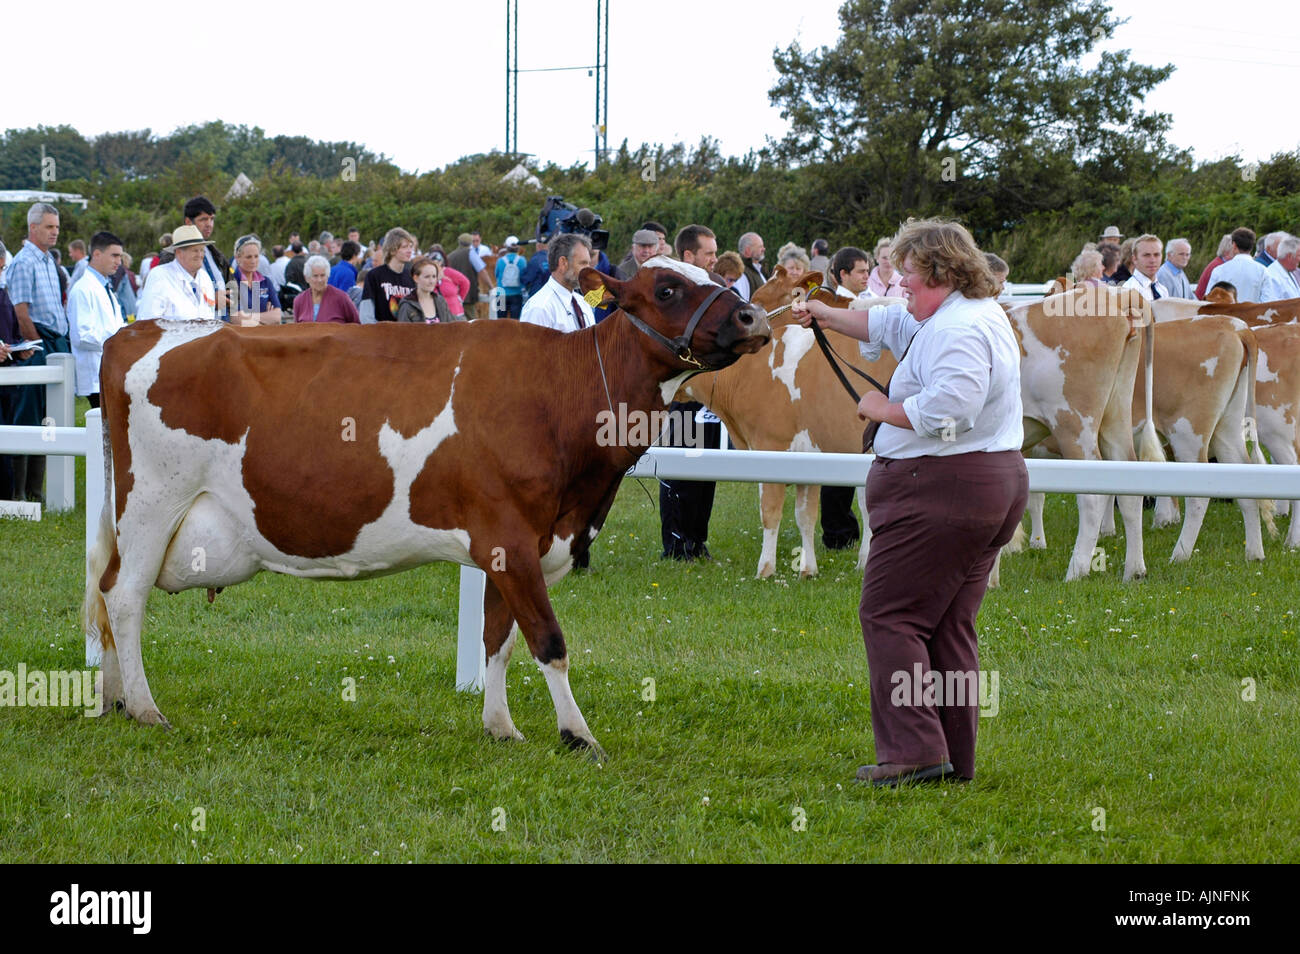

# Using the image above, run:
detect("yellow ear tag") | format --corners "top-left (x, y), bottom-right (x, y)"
top-left (583, 286), bottom-right (607, 308)
top-left (804, 278), bottom-right (822, 294)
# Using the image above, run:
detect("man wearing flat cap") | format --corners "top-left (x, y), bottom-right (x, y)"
top-left (616, 230), bottom-right (662, 279)
top-left (136, 225), bottom-right (219, 321)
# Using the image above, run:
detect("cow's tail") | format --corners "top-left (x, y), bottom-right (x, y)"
top-left (1136, 313), bottom-right (1164, 463)
top-left (1238, 330), bottom-right (1277, 536)
top-left (82, 411), bottom-right (116, 655)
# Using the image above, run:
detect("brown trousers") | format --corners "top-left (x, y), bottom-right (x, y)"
top-left (859, 450), bottom-right (1028, 779)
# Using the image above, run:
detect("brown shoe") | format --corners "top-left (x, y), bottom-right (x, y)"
top-left (855, 761), bottom-right (955, 788)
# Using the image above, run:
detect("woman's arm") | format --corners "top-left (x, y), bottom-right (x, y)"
top-left (790, 298), bottom-right (872, 340)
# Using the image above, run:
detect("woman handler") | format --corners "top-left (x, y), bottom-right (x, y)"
top-left (793, 218), bottom-right (1027, 787)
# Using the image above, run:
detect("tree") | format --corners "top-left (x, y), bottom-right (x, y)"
top-left (0, 125), bottom-right (94, 189)
top-left (768, 0), bottom-right (1176, 232)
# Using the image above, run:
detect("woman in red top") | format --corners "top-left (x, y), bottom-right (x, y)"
top-left (431, 251), bottom-right (471, 318)
top-left (293, 255), bottom-right (360, 323)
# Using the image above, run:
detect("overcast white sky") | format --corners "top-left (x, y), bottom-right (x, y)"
top-left (4, 0), bottom-right (1297, 174)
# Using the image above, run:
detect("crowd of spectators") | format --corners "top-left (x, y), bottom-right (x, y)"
top-left (6, 192), bottom-right (1300, 505)
top-left (1070, 225), bottom-right (1300, 304)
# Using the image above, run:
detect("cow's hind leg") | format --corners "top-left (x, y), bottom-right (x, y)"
top-left (486, 542), bottom-right (604, 761)
top-left (104, 538), bottom-right (173, 726)
top-left (481, 578), bottom-right (524, 741)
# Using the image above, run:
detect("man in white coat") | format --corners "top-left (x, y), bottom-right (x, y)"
top-left (1259, 235), bottom-right (1300, 301)
top-left (68, 231), bottom-right (127, 408)
top-left (136, 225), bottom-right (218, 321)
top-left (520, 233), bottom-right (595, 333)
top-left (1208, 227), bottom-right (1268, 302)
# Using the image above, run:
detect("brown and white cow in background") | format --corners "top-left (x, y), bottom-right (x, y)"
top-left (679, 266), bottom-right (902, 579)
top-left (1130, 316), bottom-right (1274, 562)
top-left (83, 261), bottom-right (770, 759)
top-left (1005, 285), bottom-right (1162, 581)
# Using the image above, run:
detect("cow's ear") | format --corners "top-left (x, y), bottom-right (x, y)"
top-left (579, 267), bottom-right (618, 310)
top-left (803, 272), bottom-right (824, 294)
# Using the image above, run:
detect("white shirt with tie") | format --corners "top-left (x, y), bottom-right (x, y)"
top-left (68, 269), bottom-right (126, 397)
top-left (1123, 271), bottom-right (1171, 302)
top-left (136, 260), bottom-right (217, 321)
top-left (520, 275), bottom-right (594, 333)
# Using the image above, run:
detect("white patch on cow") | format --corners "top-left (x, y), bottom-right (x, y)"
top-left (540, 534), bottom-right (575, 587)
top-left (1010, 314), bottom-right (1072, 434)
top-left (1164, 417), bottom-right (1207, 463)
top-left (788, 429), bottom-right (819, 453)
top-left (769, 326), bottom-right (814, 401)
top-left (1200, 355), bottom-right (1219, 377)
top-left (129, 328), bottom-right (478, 588)
top-left (660, 370), bottom-right (694, 405)
top-left (643, 256), bottom-right (715, 286)
top-left (1257, 350), bottom-right (1280, 384)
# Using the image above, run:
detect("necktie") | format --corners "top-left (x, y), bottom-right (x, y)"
top-left (105, 281), bottom-right (120, 320)
top-left (1150, 281), bottom-right (1161, 300)
top-left (570, 295), bottom-right (587, 329)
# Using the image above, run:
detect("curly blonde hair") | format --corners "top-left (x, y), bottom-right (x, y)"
top-left (889, 218), bottom-right (999, 300)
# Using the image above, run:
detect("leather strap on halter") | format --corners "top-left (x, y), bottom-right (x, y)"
top-left (621, 283), bottom-right (733, 370)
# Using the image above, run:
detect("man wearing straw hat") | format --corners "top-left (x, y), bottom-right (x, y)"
top-left (136, 225), bottom-right (219, 321)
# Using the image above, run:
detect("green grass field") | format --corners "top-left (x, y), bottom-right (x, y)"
top-left (2, 414), bottom-right (1298, 862)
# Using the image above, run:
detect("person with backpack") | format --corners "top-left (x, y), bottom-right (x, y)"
top-left (494, 236), bottom-right (527, 319)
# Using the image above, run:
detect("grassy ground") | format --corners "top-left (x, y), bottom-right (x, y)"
top-left (2, 408), bottom-right (1298, 862)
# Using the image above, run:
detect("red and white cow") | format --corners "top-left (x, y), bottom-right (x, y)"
top-left (83, 261), bottom-right (770, 759)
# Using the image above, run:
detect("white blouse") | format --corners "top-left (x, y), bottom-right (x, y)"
top-left (858, 292), bottom-right (1023, 458)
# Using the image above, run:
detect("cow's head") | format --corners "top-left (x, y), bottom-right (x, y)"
top-left (750, 266), bottom-right (831, 317)
top-left (580, 258), bottom-right (770, 370)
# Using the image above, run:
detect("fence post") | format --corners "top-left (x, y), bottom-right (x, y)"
top-left (84, 409), bottom-right (104, 667)
top-left (456, 566), bottom-right (486, 692)
top-left (45, 353), bottom-right (76, 512)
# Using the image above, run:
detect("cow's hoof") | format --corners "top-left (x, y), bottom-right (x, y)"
top-left (485, 725), bottom-right (526, 742)
top-left (798, 567), bottom-right (817, 580)
top-left (132, 708), bottom-right (171, 728)
top-left (560, 729), bottom-right (606, 764)
top-left (756, 563), bottom-right (774, 580)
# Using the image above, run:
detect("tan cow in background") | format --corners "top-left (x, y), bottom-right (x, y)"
top-left (1132, 317), bottom-right (1274, 562)
top-left (679, 267), bottom-right (900, 579)
top-left (1006, 286), bottom-right (1161, 581)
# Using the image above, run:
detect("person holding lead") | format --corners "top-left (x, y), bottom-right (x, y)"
top-left (793, 218), bottom-right (1028, 787)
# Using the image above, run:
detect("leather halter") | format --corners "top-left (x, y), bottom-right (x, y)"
top-left (621, 283), bottom-right (735, 370)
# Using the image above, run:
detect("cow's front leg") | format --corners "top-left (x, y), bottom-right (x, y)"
top-left (793, 484), bottom-right (819, 579)
top-left (481, 578), bottom-right (524, 742)
top-left (757, 482), bottom-right (786, 578)
top-left (486, 542), bottom-right (605, 761)
top-left (855, 484), bottom-right (871, 571)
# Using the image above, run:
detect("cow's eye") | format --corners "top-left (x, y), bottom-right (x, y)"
top-left (657, 285), bottom-right (675, 301)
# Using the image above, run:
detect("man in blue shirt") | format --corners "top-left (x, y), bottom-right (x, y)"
top-left (494, 236), bottom-right (527, 319)
top-left (521, 239), bottom-right (550, 298)
top-left (2, 203), bottom-right (67, 502)
top-left (1156, 238), bottom-right (1194, 299)
top-left (329, 241), bottom-right (363, 291)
